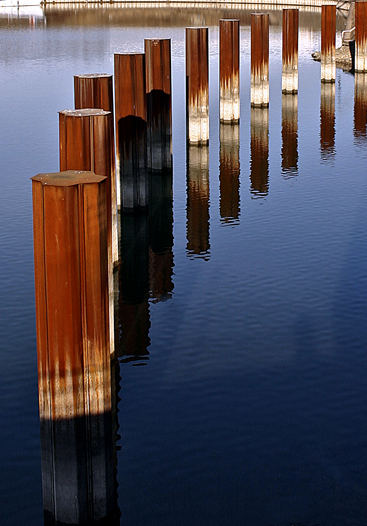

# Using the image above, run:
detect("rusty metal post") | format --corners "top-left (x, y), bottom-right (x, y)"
top-left (355, 1), bottom-right (367, 72)
top-left (320, 82), bottom-right (335, 157)
top-left (354, 72), bottom-right (367, 137)
top-left (114, 53), bottom-right (148, 212)
top-left (321, 5), bottom-right (336, 82)
top-left (281, 94), bottom-right (298, 176)
top-left (219, 19), bottom-right (240, 123)
top-left (251, 13), bottom-right (269, 107)
top-left (59, 109), bottom-right (115, 353)
top-left (144, 38), bottom-right (172, 173)
top-left (186, 145), bottom-right (210, 258)
top-left (186, 27), bottom-right (209, 144)
top-left (282, 9), bottom-right (299, 93)
top-left (32, 171), bottom-right (115, 523)
top-left (219, 124), bottom-right (240, 224)
top-left (74, 74), bottom-right (118, 265)
top-left (250, 108), bottom-right (269, 197)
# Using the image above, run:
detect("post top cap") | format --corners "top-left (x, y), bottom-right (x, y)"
top-left (31, 170), bottom-right (106, 187)
top-left (219, 18), bottom-right (240, 22)
top-left (144, 37), bottom-right (171, 42)
top-left (114, 52), bottom-right (145, 57)
top-left (186, 26), bottom-right (209, 30)
top-left (251, 12), bottom-right (269, 16)
top-left (74, 73), bottom-right (112, 79)
top-left (59, 108), bottom-right (110, 117)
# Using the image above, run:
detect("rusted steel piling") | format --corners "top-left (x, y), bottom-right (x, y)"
top-left (281, 94), bottom-right (298, 175)
top-left (219, 19), bottom-right (240, 123)
top-left (74, 73), bottom-right (114, 112)
top-left (219, 124), bottom-right (240, 224)
top-left (74, 74), bottom-right (118, 264)
top-left (320, 82), bottom-right (335, 157)
top-left (59, 109), bottom-right (115, 353)
top-left (32, 171), bottom-right (116, 524)
top-left (321, 5), bottom-right (336, 82)
top-left (282, 9), bottom-right (299, 93)
top-left (186, 145), bottom-right (210, 258)
top-left (186, 27), bottom-right (209, 144)
top-left (114, 53), bottom-right (148, 212)
top-left (251, 13), bottom-right (269, 107)
top-left (355, 1), bottom-right (367, 72)
top-left (250, 108), bottom-right (269, 197)
top-left (354, 72), bottom-right (367, 137)
top-left (144, 38), bottom-right (172, 173)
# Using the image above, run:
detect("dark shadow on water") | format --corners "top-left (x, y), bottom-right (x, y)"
top-left (250, 107), bottom-right (269, 198)
top-left (219, 123), bottom-right (240, 225)
top-left (320, 82), bottom-right (335, 160)
top-left (281, 94), bottom-right (298, 178)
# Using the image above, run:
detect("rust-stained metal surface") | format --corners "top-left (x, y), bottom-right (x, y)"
top-left (59, 109), bottom-right (115, 353)
top-left (186, 145), bottom-right (210, 258)
top-left (355, 1), bottom-right (367, 72)
top-left (219, 123), bottom-right (240, 224)
top-left (281, 94), bottom-right (298, 176)
top-left (145, 39), bottom-right (172, 173)
top-left (251, 13), bottom-right (269, 107)
top-left (219, 19), bottom-right (240, 123)
top-left (250, 107), bottom-right (269, 197)
top-left (32, 170), bottom-right (111, 421)
top-left (320, 82), bottom-right (335, 157)
top-left (282, 9), bottom-right (299, 93)
top-left (186, 27), bottom-right (209, 144)
top-left (321, 5), bottom-right (336, 82)
top-left (73, 75), bottom-right (118, 264)
top-left (354, 72), bottom-right (367, 137)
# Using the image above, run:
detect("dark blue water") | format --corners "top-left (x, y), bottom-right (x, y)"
top-left (1, 6), bottom-right (367, 526)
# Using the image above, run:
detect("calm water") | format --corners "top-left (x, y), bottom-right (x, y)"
top-left (1, 5), bottom-right (367, 525)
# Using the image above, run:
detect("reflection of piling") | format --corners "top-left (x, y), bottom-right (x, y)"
top-left (186, 27), bottom-right (209, 144)
top-left (320, 82), bottom-right (335, 157)
top-left (251, 13), bottom-right (269, 107)
top-left (118, 213), bottom-right (150, 362)
top-left (356, 1), bottom-right (367, 72)
top-left (219, 123), bottom-right (240, 224)
top-left (250, 108), bottom-right (269, 197)
top-left (281, 94), bottom-right (298, 176)
top-left (59, 108), bottom-right (115, 353)
top-left (354, 73), bottom-right (367, 137)
top-left (149, 172), bottom-right (174, 301)
top-left (282, 9), bottom-right (298, 93)
top-left (219, 19), bottom-right (240, 123)
top-left (145, 38), bottom-right (172, 172)
top-left (321, 5), bottom-right (336, 82)
top-left (114, 53), bottom-right (148, 212)
top-left (74, 74), bottom-right (118, 263)
top-left (32, 171), bottom-right (117, 525)
top-left (186, 145), bottom-right (210, 258)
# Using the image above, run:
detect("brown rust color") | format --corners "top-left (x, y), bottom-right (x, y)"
top-left (114, 53), bottom-right (146, 121)
top-left (74, 74), bottom-right (114, 113)
top-left (321, 5), bottom-right (336, 59)
top-left (32, 171), bottom-right (111, 421)
top-left (251, 14), bottom-right (269, 82)
top-left (144, 39), bottom-right (171, 95)
top-left (186, 27), bottom-right (209, 109)
top-left (320, 83), bottom-right (335, 156)
top-left (282, 9), bottom-right (298, 69)
top-left (356, 2), bottom-right (367, 65)
top-left (219, 124), bottom-right (240, 223)
top-left (219, 19), bottom-right (240, 87)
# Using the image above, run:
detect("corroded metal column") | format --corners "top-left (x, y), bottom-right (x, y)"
top-left (251, 13), bottom-right (269, 107)
top-left (114, 53), bottom-right (148, 212)
top-left (59, 109), bottom-right (115, 353)
top-left (219, 19), bottom-right (240, 123)
top-left (282, 9), bottom-right (299, 93)
top-left (354, 72), bottom-right (367, 137)
top-left (355, 1), bottom-right (367, 72)
top-left (219, 124), bottom-right (240, 224)
top-left (321, 5), bottom-right (336, 82)
top-left (186, 145), bottom-right (210, 258)
top-left (186, 27), bottom-right (209, 144)
top-left (144, 38), bottom-right (172, 173)
top-left (320, 82), bottom-right (336, 157)
top-left (250, 108), bottom-right (269, 197)
top-left (74, 74), bottom-right (118, 264)
top-left (32, 170), bottom-right (116, 524)
top-left (281, 94), bottom-right (298, 176)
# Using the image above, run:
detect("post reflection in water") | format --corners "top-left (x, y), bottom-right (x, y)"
top-left (39, 347), bottom-right (119, 525)
top-left (354, 73), bottom-right (367, 139)
top-left (186, 145), bottom-right (210, 259)
top-left (281, 93), bottom-right (298, 177)
top-left (250, 107), bottom-right (269, 198)
top-left (219, 123), bottom-right (240, 225)
top-left (320, 82), bottom-right (335, 159)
